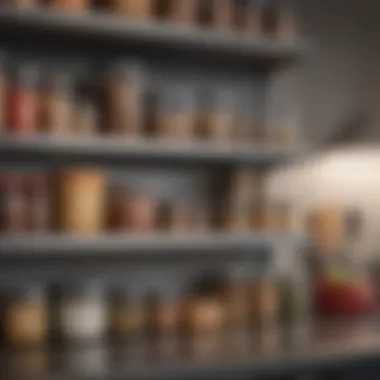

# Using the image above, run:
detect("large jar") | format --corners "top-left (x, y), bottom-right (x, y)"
top-left (50, 0), bottom-right (89, 13)
top-left (39, 72), bottom-right (73, 135)
top-left (106, 62), bottom-right (146, 138)
top-left (4, 285), bottom-right (47, 347)
top-left (57, 168), bottom-right (106, 235)
top-left (111, 0), bottom-right (152, 19)
top-left (8, 65), bottom-right (39, 135)
top-left (58, 282), bottom-right (107, 344)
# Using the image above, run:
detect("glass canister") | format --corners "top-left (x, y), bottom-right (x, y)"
top-left (106, 61), bottom-right (146, 138)
top-left (58, 281), bottom-right (107, 344)
top-left (4, 285), bottom-right (47, 347)
top-left (39, 72), bottom-right (73, 136)
top-left (50, 0), bottom-right (89, 13)
top-left (8, 65), bottom-right (39, 136)
top-left (111, 0), bottom-right (152, 20)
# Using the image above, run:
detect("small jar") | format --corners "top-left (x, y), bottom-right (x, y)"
top-left (106, 62), bottom-right (146, 138)
top-left (109, 286), bottom-right (145, 339)
top-left (198, 0), bottom-right (232, 30)
top-left (107, 183), bottom-right (131, 231)
top-left (261, 200), bottom-right (291, 231)
top-left (57, 168), bottom-right (106, 235)
top-left (197, 89), bottom-right (235, 143)
top-left (111, 0), bottom-right (152, 19)
top-left (260, 0), bottom-right (279, 38)
top-left (225, 203), bottom-right (252, 233)
top-left (234, 92), bottom-right (259, 142)
top-left (59, 282), bottom-right (107, 344)
top-left (39, 72), bottom-right (73, 135)
top-left (73, 98), bottom-right (98, 136)
top-left (25, 172), bottom-right (51, 233)
top-left (8, 65), bottom-right (39, 136)
top-left (0, 172), bottom-right (27, 233)
top-left (157, 200), bottom-right (191, 233)
top-left (51, 0), bottom-right (89, 13)
top-left (4, 285), bottom-right (47, 347)
top-left (128, 194), bottom-right (157, 233)
top-left (167, 0), bottom-right (197, 24)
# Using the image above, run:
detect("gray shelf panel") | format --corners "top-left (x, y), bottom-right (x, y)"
top-left (0, 7), bottom-right (308, 66)
top-left (0, 232), bottom-right (297, 257)
top-left (0, 135), bottom-right (302, 167)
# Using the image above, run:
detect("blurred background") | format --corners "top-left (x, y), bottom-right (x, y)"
top-left (1, 1), bottom-right (380, 380)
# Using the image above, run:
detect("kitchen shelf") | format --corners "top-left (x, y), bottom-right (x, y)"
top-left (0, 233), bottom-right (301, 258)
top-left (0, 7), bottom-right (308, 68)
top-left (1, 319), bottom-right (378, 380)
top-left (0, 135), bottom-right (303, 167)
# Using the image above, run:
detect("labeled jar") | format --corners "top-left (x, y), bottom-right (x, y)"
top-left (167, 0), bottom-right (196, 24)
top-left (59, 282), bottom-right (107, 343)
top-left (8, 66), bottom-right (38, 135)
top-left (197, 88), bottom-right (235, 143)
top-left (4, 286), bottom-right (47, 347)
top-left (106, 62), bottom-right (146, 138)
top-left (25, 172), bottom-right (51, 233)
top-left (51, 0), bottom-right (89, 13)
top-left (57, 168), bottom-right (106, 235)
top-left (109, 286), bottom-right (145, 338)
top-left (111, 0), bottom-right (152, 19)
top-left (39, 73), bottom-right (73, 135)
top-left (1, 172), bottom-right (27, 233)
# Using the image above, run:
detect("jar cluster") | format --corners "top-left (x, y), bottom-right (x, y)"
top-left (0, 58), bottom-right (299, 146)
top-left (0, 275), bottom-right (309, 348)
top-left (0, 168), bottom-right (293, 235)
top-left (10, 0), bottom-right (297, 41)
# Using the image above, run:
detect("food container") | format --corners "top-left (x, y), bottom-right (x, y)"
top-left (156, 85), bottom-right (196, 139)
top-left (197, 88), bottom-right (235, 143)
top-left (244, 0), bottom-right (262, 35)
top-left (57, 168), bottom-right (106, 235)
top-left (73, 98), bottom-right (98, 136)
top-left (260, 0), bottom-right (279, 38)
top-left (4, 285), bottom-right (47, 347)
top-left (0, 172), bottom-right (27, 233)
top-left (198, 0), bottom-right (232, 30)
top-left (106, 62), bottom-right (146, 138)
top-left (51, 0), bottom-right (89, 13)
top-left (111, 0), bottom-right (152, 19)
top-left (234, 91), bottom-right (259, 142)
top-left (128, 193), bottom-right (157, 233)
top-left (261, 200), bottom-right (291, 231)
top-left (58, 281), bottom-right (107, 343)
top-left (167, 0), bottom-right (196, 24)
top-left (39, 72), bottom-right (73, 135)
top-left (25, 172), bottom-right (51, 233)
top-left (157, 200), bottom-right (191, 233)
top-left (248, 279), bottom-right (278, 327)
top-left (107, 183), bottom-right (131, 231)
top-left (225, 203), bottom-right (252, 233)
top-left (109, 285), bottom-right (145, 338)
top-left (8, 65), bottom-right (38, 135)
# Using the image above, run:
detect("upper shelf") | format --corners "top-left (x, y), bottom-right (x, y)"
top-left (0, 7), bottom-right (308, 68)
top-left (0, 135), bottom-right (303, 167)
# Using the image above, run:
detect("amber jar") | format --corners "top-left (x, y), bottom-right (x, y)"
top-left (25, 172), bottom-right (51, 233)
top-left (108, 183), bottom-right (131, 231)
top-left (111, 0), bottom-right (152, 19)
top-left (39, 73), bottom-right (73, 135)
top-left (106, 62), bottom-right (146, 138)
top-left (223, 278), bottom-right (249, 329)
top-left (8, 66), bottom-right (39, 136)
top-left (238, 0), bottom-right (262, 35)
top-left (109, 286), bottom-right (145, 338)
top-left (1, 172), bottom-right (27, 233)
top-left (57, 168), bottom-right (106, 235)
top-left (50, 0), bottom-right (89, 13)
top-left (4, 286), bottom-right (47, 347)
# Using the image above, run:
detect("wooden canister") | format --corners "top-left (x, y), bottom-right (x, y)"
top-left (57, 169), bottom-right (106, 235)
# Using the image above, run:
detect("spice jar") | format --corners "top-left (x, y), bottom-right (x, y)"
top-left (106, 62), bottom-right (146, 138)
top-left (8, 65), bottom-right (38, 135)
top-left (111, 0), bottom-right (152, 19)
top-left (39, 72), bottom-right (73, 135)
top-left (57, 168), bottom-right (106, 235)
top-left (197, 88), bottom-right (235, 143)
top-left (167, 0), bottom-right (196, 24)
top-left (58, 281), bottom-right (107, 343)
top-left (128, 193), bottom-right (157, 233)
top-left (109, 285), bottom-right (145, 339)
top-left (51, 0), bottom-right (89, 13)
top-left (0, 172), bottom-right (27, 233)
top-left (25, 172), bottom-right (51, 233)
top-left (4, 285), bottom-right (47, 347)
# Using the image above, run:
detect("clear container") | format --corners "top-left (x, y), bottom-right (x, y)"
top-left (39, 72), bottom-right (73, 135)
top-left (4, 285), bottom-right (47, 347)
top-left (59, 281), bottom-right (107, 343)
top-left (106, 62), bottom-right (146, 138)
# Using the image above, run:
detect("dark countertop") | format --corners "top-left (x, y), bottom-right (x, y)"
top-left (1, 318), bottom-right (380, 380)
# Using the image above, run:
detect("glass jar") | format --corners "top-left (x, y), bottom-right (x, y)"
top-left (157, 200), bottom-right (191, 233)
top-left (167, 0), bottom-right (196, 24)
top-left (225, 202), bottom-right (252, 233)
top-left (39, 72), bottom-right (73, 135)
top-left (51, 0), bottom-right (89, 13)
top-left (127, 193), bottom-right (157, 233)
top-left (111, 0), bottom-right (152, 19)
top-left (73, 97), bottom-right (98, 136)
top-left (244, 0), bottom-right (262, 35)
top-left (0, 172), bottom-right (27, 233)
top-left (198, 0), bottom-right (232, 30)
top-left (107, 183), bottom-right (131, 231)
top-left (106, 62), bottom-right (146, 138)
top-left (4, 285), bottom-right (47, 347)
top-left (59, 282), bottom-right (107, 343)
top-left (8, 65), bottom-right (39, 136)
top-left (234, 90), bottom-right (259, 142)
top-left (260, 0), bottom-right (279, 38)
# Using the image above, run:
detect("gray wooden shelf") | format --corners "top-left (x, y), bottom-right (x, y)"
top-left (0, 7), bottom-right (308, 66)
top-left (0, 135), bottom-right (303, 167)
